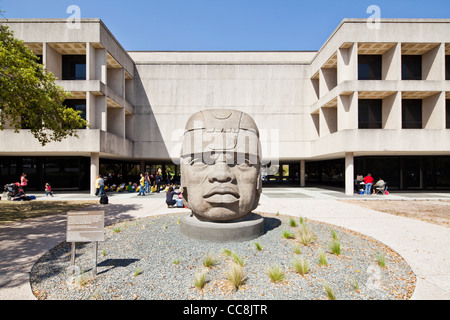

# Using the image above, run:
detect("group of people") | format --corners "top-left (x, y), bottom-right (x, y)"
top-left (94, 168), bottom-right (183, 207)
top-left (359, 173), bottom-right (386, 195)
top-left (137, 169), bottom-right (164, 196)
top-left (17, 173), bottom-right (53, 197)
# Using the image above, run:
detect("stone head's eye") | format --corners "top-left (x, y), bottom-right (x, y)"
top-left (190, 157), bottom-right (204, 166)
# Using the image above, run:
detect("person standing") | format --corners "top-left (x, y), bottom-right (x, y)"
top-left (144, 172), bottom-right (150, 193)
top-left (155, 168), bottom-right (162, 193)
top-left (363, 173), bottom-right (374, 195)
top-left (45, 183), bottom-right (53, 197)
top-left (20, 173), bottom-right (28, 194)
top-left (98, 175), bottom-right (105, 196)
top-left (138, 173), bottom-right (146, 196)
top-left (95, 175), bottom-right (101, 196)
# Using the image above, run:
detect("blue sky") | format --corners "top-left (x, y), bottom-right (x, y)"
top-left (1, 0), bottom-right (450, 51)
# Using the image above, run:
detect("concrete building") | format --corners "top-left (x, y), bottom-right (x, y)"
top-left (1, 18), bottom-right (450, 195)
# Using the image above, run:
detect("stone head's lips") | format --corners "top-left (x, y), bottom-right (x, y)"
top-left (203, 186), bottom-right (240, 203)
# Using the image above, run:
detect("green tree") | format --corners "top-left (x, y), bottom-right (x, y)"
top-left (0, 24), bottom-right (87, 146)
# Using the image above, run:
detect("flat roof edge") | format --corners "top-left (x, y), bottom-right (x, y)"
top-left (0, 18), bottom-right (102, 23)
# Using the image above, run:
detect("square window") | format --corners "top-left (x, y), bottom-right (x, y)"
top-left (62, 55), bottom-right (86, 80)
top-left (402, 55), bottom-right (422, 80)
top-left (358, 55), bottom-right (382, 80)
top-left (358, 99), bottom-right (382, 128)
top-left (402, 99), bottom-right (422, 128)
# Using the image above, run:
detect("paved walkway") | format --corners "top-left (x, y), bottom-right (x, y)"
top-left (0, 187), bottom-right (449, 300)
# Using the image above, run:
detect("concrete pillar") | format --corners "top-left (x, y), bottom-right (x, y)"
top-left (90, 153), bottom-right (100, 196)
top-left (86, 92), bottom-right (96, 129)
top-left (345, 152), bottom-right (354, 196)
top-left (382, 92), bottom-right (402, 129)
top-left (86, 42), bottom-right (95, 81)
top-left (300, 160), bottom-right (305, 187)
top-left (337, 42), bottom-right (357, 84)
top-left (107, 107), bottom-right (125, 137)
top-left (107, 68), bottom-right (125, 98)
top-left (382, 43), bottom-right (401, 80)
top-left (94, 95), bottom-right (107, 131)
top-left (423, 92), bottom-right (445, 129)
top-left (44, 43), bottom-right (62, 79)
top-left (95, 48), bottom-right (107, 83)
top-left (338, 92), bottom-right (358, 131)
top-left (423, 43), bottom-right (445, 81)
top-left (319, 107), bottom-right (337, 136)
top-left (319, 68), bottom-right (337, 98)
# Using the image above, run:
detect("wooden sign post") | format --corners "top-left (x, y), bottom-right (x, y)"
top-left (66, 211), bottom-right (105, 275)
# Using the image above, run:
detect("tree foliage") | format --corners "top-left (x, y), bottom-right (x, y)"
top-left (0, 24), bottom-right (87, 145)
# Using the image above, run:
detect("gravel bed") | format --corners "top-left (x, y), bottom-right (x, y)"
top-left (30, 213), bottom-right (416, 300)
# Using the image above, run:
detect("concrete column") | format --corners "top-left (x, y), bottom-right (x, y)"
top-left (90, 153), bottom-right (100, 196)
top-left (382, 43), bottom-right (401, 80)
top-left (95, 48), bottom-right (107, 83)
top-left (44, 43), bottom-right (62, 79)
top-left (423, 92), bottom-right (445, 129)
top-left (319, 107), bottom-right (337, 136)
top-left (345, 152), bottom-right (354, 196)
top-left (382, 92), bottom-right (402, 129)
top-left (337, 43), bottom-right (357, 84)
top-left (95, 95), bottom-right (107, 131)
top-left (338, 92), bottom-right (358, 131)
top-left (300, 160), bottom-right (305, 187)
top-left (107, 107), bottom-right (125, 137)
top-left (107, 68), bottom-right (125, 98)
top-left (319, 68), bottom-right (337, 98)
top-left (86, 92), bottom-right (96, 129)
top-left (423, 43), bottom-right (445, 81)
top-left (86, 42), bottom-right (95, 81)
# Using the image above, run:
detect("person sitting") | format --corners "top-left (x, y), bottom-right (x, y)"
top-left (126, 182), bottom-right (134, 192)
top-left (166, 187), bottom-right (181, 208)
top-left (373, 178), bottom-right (386, 194)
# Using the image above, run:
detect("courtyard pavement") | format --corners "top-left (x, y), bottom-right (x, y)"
top-left (0, 186), bottom-right (449, 300)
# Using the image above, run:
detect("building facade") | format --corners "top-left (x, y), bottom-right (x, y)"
top-left (1, 18), bottom-right (450, 194)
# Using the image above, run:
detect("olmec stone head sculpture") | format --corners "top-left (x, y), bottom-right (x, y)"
top-left (180, 109), bottom-right (262, 222)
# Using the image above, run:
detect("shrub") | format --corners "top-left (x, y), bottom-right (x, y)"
top-left (329, 240), bottom-right (341, 255)
top-left (376, 253), bottom-right (386, 268)
top-left (318, 251), bottom-right (327, 266)
top-left (293, 245), bottom-right (302, 255)
top-left (253, 242), bottom-right (263, 251)
top-left (299, 216), bottom-right (306, 226)
top-left (221, 248), bottom-right (232, 257)
top-left (282, 230), bottom-right (295, 239)
top-left (133, 267), bottom-right (143, 277)
top-left (231, 252), bottom-right (245, 267)
top-left (193, 271), bottom-right (208, 290)
top-left (289, 218), bottom-right (297, 227)
top-left (202, 253), bottom-right (218, 268)
top-left (297, 224), bottom-right (316, 246)
top-left (225, 264), bottom-right (247, 291)
top-left (323, 282), bottom-right (336, 300)
top-left (267, 265), bottom-right (285, 283)
top-left (330, 228), bottom-right (338, 240)
top-left (291, 258), bottom-right (309, 275)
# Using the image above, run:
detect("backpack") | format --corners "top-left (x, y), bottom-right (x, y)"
top-left (100, 194), bottom-right (108, 205)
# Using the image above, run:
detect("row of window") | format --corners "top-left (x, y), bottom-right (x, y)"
top-left (358, 54), bottom-right (450, 80)
top-left (359, 99), bottom-right (450, 129)
top-left (21, 99), bottom-right (86, 129)
top-left (36, 54), bottom-right (86, 80)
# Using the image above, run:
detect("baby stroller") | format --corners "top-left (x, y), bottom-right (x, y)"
top-left (3, 182), bottom-right (29, 201)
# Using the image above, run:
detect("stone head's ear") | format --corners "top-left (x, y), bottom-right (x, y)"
top-left (182, 185), bottom-right (189, 208)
